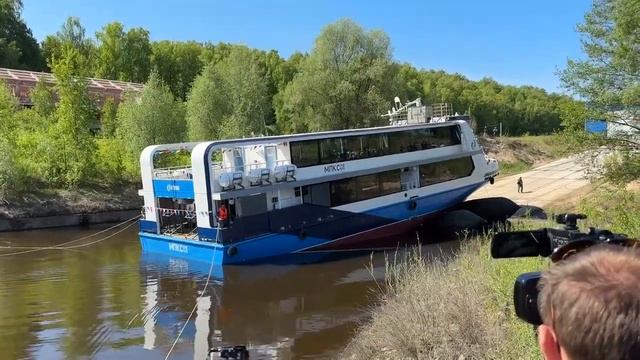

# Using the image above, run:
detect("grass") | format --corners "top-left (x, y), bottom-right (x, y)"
top-left (343, 228), bottom-right (547, 360)
top-left (499, 160), bottom-right (533, 176)
top-left (343, 186), bottom-right (640, 359)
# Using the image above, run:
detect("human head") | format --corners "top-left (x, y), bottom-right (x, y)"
top-left (537, 245), bottom-right (640, 360)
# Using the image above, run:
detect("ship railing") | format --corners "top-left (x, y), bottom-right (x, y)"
top-left (157, 207), bottom-right (198, 238)
top-left (153, 165), bottom-right (193, 180)
top-left (211, 160), bottom-right (293, 190)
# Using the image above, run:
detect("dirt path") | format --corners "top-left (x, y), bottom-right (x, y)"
top-left (469, 156), bottom-right (592, 207)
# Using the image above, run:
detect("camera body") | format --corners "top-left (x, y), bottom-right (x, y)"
top-left (209, 346), bottom-right (249, 360)
top-left (491, 213), bottom-right (629, 325)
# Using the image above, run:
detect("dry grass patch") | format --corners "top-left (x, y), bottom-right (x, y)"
top-left (344, 240), bottom-right (510, 359)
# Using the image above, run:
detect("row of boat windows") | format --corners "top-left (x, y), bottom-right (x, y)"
top-left (290, 125), bottom-right (461, 168)
top-left (326, 156), bottom-right (475, 207)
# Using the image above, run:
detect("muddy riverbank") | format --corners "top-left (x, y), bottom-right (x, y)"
top-left (0, 184), bottom-right (142, 231)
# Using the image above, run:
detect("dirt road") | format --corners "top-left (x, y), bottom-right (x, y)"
top-left (469, 156), bottom-right (591, 207)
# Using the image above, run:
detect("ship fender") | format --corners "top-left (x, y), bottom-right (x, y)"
top-left (227, 245), bottom-right (238, 256)
top-left (408, 198), bottom-right (418, 210)
top-left (456, 197), bottom-right (520, 224)
top-left (435, 209), bottom-right (488, 236)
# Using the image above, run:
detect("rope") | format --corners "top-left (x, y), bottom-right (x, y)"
top-left (0, 215), bottom-right (140, 257)
top-left (164, 226), bottom-right (220, 360)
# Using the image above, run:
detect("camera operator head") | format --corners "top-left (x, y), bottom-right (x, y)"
top-left (537, 245), bottom-right (640, 360)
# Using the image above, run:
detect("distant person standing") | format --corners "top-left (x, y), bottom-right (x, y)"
top-left (517, 177), bottom-right (524, 193)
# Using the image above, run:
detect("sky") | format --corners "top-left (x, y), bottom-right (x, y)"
top-left (22, 0), bottom-right (592, 93)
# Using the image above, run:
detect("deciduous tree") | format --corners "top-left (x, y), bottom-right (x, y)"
top-left (560, 0), bottom-right (640, 181)
top-left (117, 71), bottom-right (186, 174)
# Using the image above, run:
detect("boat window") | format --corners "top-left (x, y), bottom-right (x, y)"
top-left (419, 156), bottom-right (474, 187)
top-left (319, 137), bottom-right (343, 164)
top-left (233, 148), bottom-right (244, 171)
top-left (265, 145), bottom-right (277, 169)
top-left (356, 174), bottom-right (380, 201)
top-left (342, 136), bottom-right (363, 160)
top-left (379, 169), bottom-right (402, 195)
top-left (330, 178), bottom-right (358, 206)
top-left (290, 140), bottom-right (319, 167)
top-left (289, 125), bottom-right (460, 168)
top-left (330, 169), bottom-right (401, 206)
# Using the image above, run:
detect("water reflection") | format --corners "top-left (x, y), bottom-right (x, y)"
top-left (0, 225), bottom-right (459, 359)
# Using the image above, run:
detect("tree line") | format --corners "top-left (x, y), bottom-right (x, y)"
top-left (0, 0), bottom-right (578, 195)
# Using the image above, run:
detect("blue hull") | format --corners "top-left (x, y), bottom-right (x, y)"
top-left (139, 182), bottom-right (484, 264)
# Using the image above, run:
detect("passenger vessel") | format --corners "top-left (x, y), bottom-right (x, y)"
top-left (138, 99), bottom-right (499, 264)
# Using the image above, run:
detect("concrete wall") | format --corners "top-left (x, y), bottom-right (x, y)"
top-left (0, 209), bottom-right (140, 232)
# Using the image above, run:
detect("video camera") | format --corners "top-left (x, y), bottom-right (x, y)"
top-left (209, 346), bottom-right (249, 360)
top-left (490, 213), bottom-right (632, 325)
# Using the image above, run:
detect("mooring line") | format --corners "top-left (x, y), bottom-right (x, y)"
top-left (163, 226), bottom-right (219, 360)
top-left (0, 215), bottom-right (140, 257)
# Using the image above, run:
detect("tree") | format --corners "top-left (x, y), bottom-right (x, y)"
top-left (0, 0), bottom-right (43, 70)
top-left (95, 22), bottom-right (151, 82)
top-left (121, 27), bottom-right (151, 82)
top-left (100, 97), bottom-right (118, 138)
top-left (95, 22), bottom-right (125, 80)
top-left (560, 0), bottom-right (640, 181)
top-left (280, 19), bottom-right (394, 132)
top-left (43, 17), bottom-right (95, 73)
top-left (151, 41), bottom-right (203, 100)
top-left (29, 80), bottom-right (56, 118)
top-left (49, 44), bottom-right (98, 186)
top-left (186, 46), bottom-right (271, 140)
top-left (0, 80), bottom-right (22, 195)
top-left (117, 71), bottom-right (186, 174)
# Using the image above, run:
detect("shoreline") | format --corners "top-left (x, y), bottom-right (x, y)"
top-left (0, 183), bottom-right (142, 232)
top-left (0, 208), bottom-right (140, 232)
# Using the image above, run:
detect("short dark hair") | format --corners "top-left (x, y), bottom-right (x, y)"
top-left (538, 245), bottom-right (640, 360)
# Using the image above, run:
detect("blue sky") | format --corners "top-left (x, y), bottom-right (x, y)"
top-left (22, 0), bottom-right (591, 93)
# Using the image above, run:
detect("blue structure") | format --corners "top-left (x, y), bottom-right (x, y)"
top-left (585, 119), bottom-right (607, 134)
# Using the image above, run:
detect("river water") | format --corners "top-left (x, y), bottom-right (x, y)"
top-left (0, 224), bottom-right (458, 360)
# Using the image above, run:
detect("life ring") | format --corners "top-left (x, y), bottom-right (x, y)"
top-left (227, 246), bottom-right (238, 256)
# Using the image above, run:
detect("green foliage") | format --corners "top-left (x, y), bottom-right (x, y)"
top-left (0, 79), bottom-right (17, 134)
top-left (281, 19), bottom-right (394, 132)
top-left (94, 138), bottom-right (127, 183)
top-left (43, 17), bottom-right (96, 74)
top-left (602, 151), bottom-right (640, 184)
top-left (151, 41), bottom-right (203, 100)
top-left (579, 185), bottom-right (640, 238)
top-left (94, 22), bottom-right (125, 80)
top-left (0, 0), bottom-right (43, 70)
top-left (29, 80), bottom-right (56, 118)
top-left (185, 62), bottom-right (230, 140)
top-left (117, 72), bottom-right (186, 174)
top-left (186, 46), bottom-right (272, 140)
top-left (0, 136), bottom-right (19, 197)
top-left (95, 22), bottom-right (152, 82)
top-left (100, 97), bottom-right (118, 138)
top-left (120, 27), bottom-right (151, 83)
top-left (560, 0), bottom-right (640, 180)
top-left (50, 44), bottom-right (98, 186)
